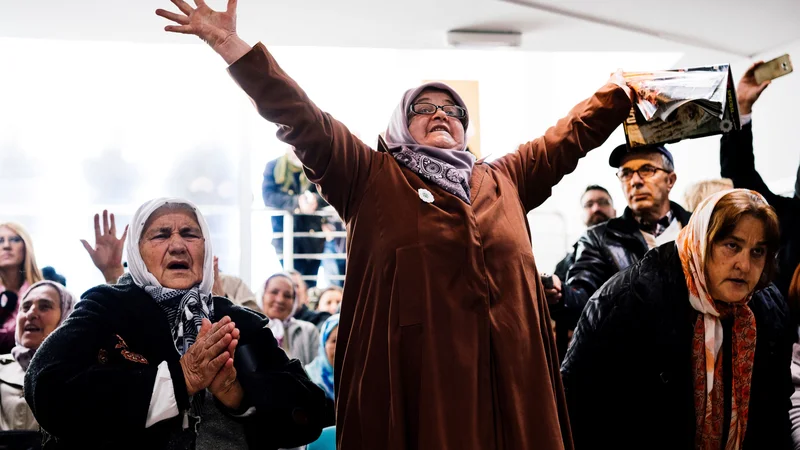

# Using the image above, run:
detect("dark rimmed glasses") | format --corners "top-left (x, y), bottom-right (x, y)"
top-left (409, 103), bottom-right (466, 119)
top-left (616, 165), bottom-right (671, 182)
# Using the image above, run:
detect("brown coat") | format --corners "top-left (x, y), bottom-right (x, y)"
top-left (229, 43), bottom-right (631, 450)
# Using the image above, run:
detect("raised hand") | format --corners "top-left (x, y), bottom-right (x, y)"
top-left (737, 61), bottom-right (770, 115)
top-left (81, 210), bottom-right (128, 284)
top-left (609, 69), bottom-right (633, 101)
top-left (212, 256), bottom-right (225, 297)
top-left (156, 0), bottom-right (251, 64)
top-left (180, 317), bottom-right (237, 396)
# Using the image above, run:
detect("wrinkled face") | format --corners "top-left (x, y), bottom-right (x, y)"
top-left (0, 226), bottom-right (25, 271)
top-left (139, 209), bottom-right (205, 290)
top-left (317, 290), bottom-right (342, 315)
top-left (407, 89), bottom-right (466, 150)
top-left (263, 277), bottom-right (295, 321)
top-left (17, 285), bottom-right (62, 350)
top-left (581, 190), bottom-right (616, 227)
top-left (618, 152), bottom-right (675, 215)
top-left (706, 215), bottom-right (768, 303)
top-left (325, 325), bottom-right (338, 366)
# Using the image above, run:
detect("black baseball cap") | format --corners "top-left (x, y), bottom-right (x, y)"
top-left (609, 143), bottom-right (674, 168)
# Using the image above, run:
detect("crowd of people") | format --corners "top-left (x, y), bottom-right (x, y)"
top-left (0, 0), bottom-right (798, 449)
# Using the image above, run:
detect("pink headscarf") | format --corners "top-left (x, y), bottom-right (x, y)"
top-left (11, 280), bottom-right (76, 371)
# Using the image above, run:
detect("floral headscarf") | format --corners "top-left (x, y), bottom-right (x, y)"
top-left (676, 189), bottom-right (765, 450)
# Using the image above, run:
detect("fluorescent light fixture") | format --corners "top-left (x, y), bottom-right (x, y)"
top-left (447, 29), bottom-right (522, 48)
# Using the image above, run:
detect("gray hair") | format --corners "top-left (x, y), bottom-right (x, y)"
top-left (661, 154), bottom-right (674, 172)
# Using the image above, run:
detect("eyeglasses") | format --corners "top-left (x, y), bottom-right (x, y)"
top-left (0, 236), bottom-right (22, 245)
top-left (616, 164), bottom-right (671, 181)
top-left (409, 103), bottom-right (466, 119)
top-left (583, 198), bottom-right (612, 209)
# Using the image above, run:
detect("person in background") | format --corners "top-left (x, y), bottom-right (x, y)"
top-left (549, 185), bottom-right (616, 360)
top-left (41, 267), bottom-right (67, 287)
top-left (546, 144), bottom-right (691, 327)
top-left (211, 256), bottom-right (260, 312)
top-left (0, 223), bottom-right (43, 354)
top-left (155, 1), bottom-right (633, 447)
top-left (289, 270), bottom-right (330, 326)
top-left (304, 314), bottom-right (339, 427)
top-left (316, 286), bottom-right (343, 316)
top-left (721, 61), bottom-right (800, 300)
top-left (28, 198), bottom-right (326, 449)
top-left (563, 189), bottom-right (793, 449)
top-left (0, 281), bottom-right (75, 431)
top-left (263, 145), bottom-right (327, 287)
top-left (553, 185), bottom-right (617, 281)
top-left (262, 273), bottom-right (320, 366)
top-left (684, 178), bottom-right (734, 212)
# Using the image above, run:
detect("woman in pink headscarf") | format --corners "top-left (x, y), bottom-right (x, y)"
top-left (563, 189), bottom-right (793, 449)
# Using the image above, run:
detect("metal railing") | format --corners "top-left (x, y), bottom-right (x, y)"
top-left (260, 208), bottom-right (347, 282)
top-left (257, 207), bottom-right (571, 284)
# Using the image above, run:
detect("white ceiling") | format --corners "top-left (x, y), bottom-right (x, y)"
top-left (1, 0), bottom-right (798, 60)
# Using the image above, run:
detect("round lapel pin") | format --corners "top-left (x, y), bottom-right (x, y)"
top-left (418, 188), bottom-right (434, 204)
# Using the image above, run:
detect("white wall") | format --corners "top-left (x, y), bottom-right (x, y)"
top-left (2, 36), bottom-right (795, 292)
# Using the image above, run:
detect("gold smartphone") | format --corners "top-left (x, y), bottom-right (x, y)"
top-left (754, 54), bottom-right (793, 84)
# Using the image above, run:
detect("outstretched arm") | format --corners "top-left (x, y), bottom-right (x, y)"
top-left (156, 0), bottom-right (377, 221)
top-left (491, 71), bottom-right (632, 211)
top-left (720, 61), bottom-right (791, 209)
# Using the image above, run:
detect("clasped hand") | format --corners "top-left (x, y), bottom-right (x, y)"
top-left (179, 316), bottom-right (244, 409)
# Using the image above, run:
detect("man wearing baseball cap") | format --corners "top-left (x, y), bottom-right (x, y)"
top-left (544, 143), bottom-right (691, 328)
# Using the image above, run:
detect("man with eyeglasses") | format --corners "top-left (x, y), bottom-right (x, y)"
top-left (546, 144), bottom-right (691, 332)
top-left (549, 185), bottom-right (616, 360)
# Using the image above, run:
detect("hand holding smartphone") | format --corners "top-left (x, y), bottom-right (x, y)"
top-left (754, 54), bottom-right (793, 84)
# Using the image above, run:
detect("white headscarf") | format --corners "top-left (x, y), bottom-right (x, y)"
top-left (261, 273), bottom-right (299, 346)
top-left (127, 197), bottom-right (214, 295)
top-left (11, 280), bottom-right (76, 371)
top-left (126, 197), bottom-right (215, 354)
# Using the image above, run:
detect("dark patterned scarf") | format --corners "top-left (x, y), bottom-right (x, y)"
top-left (144, 283), bottom-right (214, 355)
top-left (392, 148), bottom-right (471, 204)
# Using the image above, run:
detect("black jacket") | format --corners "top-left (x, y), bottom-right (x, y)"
top-left (561, 243), bottom-right (794, 449)
top-left (293, 304), bottom-right (331, 327)
top-left (560, 201), bottom-right (691, 322)
top-left (25, 276), bottom-right (326, 450)
top-left (721, 122), bottom-right (800, 300)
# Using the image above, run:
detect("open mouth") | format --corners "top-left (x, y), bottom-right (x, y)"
top-left (23, 324), bottom-right (41, 333)
top-left (167, 262), bottom-right (190, 270)
top-left (429, 125), bottom-right (449, 134)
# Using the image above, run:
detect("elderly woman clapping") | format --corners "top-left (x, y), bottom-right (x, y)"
top-left (25, 198), bottom-right (326, 449)
top-left (562, 189), bottom-right (794, 449)
top-left (0, 281), bottom-right (74, 431)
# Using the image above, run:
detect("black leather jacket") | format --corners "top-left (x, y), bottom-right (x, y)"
top-left (559, 201), bottom-right (691, 322)
top-left (562, 243), bottom-right (794, 449)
